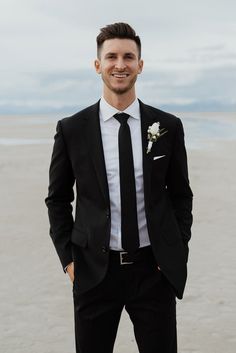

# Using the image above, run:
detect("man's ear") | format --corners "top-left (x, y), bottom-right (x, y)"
top-left (138, 59), bottom-right (144, 74)
top-left (94, 59), bottom-right (101, 74)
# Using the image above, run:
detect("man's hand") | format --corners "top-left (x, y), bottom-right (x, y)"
top-left (66, 262), bottom-right (74, 283)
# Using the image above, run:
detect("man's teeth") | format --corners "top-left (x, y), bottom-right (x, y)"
top-left (112, 74), bottom-right (128, 78)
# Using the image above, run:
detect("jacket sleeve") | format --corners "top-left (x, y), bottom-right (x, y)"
top-left (45, 120), bottom-right (75, 270)
top-left (166, 118), bottom-right (193, 260)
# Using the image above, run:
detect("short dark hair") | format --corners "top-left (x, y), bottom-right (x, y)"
top-left (96, 22), bottom-right (141, 59)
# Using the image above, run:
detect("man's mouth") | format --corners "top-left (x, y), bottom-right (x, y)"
top-left (111, 73), bottom-right (129, 78)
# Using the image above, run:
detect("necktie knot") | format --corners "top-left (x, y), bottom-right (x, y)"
top-left (114, 113), bottom-right (130, 125)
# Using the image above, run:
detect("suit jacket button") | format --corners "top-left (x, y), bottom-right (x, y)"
top-left (102, 246), bottom-right (108, 253)
top-left (106, 210), bottom-right (110, 218)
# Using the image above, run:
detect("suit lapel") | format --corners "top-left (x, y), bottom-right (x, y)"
top-left (139, 100), bottom-right (156, 205)
top-left (86, 101), bottom-right (110, 206)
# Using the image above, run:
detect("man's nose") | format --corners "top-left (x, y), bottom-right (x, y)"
top-left (114, 58), bottom-right (126, 70)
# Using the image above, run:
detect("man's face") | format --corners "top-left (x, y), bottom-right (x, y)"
top-left (95, 38), bottom-right (143, 96)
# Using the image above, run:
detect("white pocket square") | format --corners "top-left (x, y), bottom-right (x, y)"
top-left (153, 155), bottom-right (166, 160)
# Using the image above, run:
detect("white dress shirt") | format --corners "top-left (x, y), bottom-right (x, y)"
top-left (99, 97), bottom-right (150, 250)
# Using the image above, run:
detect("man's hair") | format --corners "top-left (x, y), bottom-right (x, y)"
top-left (96, 22), bottom-right (141, 59)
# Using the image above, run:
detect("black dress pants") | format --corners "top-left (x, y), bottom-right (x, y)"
top-left (73, 248), bottom-right (177, 353)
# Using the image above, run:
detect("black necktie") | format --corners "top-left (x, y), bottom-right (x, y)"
top-left (114, 113), bottom-right (140, 253)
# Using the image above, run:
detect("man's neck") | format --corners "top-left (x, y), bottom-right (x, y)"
top-left (103, 90), bottom-right (136, 111)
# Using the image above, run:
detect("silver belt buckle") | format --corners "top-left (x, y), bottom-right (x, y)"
top-left (120, 251), bottom-right (134, 265)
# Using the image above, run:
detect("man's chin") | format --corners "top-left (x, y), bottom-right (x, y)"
top-left (111, 86), bottom-right (132, 95)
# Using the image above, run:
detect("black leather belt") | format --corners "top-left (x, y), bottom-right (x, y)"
top-left (109, 246), bottom-right (153, 265)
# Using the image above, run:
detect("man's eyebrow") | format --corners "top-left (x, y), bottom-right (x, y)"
top-left (124, 52), bottom-right (136, 56)
top-left (104, 52), bottom-right (116, 56)
top-left (104, 52), bottom-right (136, 57)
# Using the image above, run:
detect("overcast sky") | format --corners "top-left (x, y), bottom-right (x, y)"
top-left (1, 0), bottom-right (236, 113)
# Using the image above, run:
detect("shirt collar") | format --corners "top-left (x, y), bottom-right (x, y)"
top-left (100, 96), bottom-right (140, 122)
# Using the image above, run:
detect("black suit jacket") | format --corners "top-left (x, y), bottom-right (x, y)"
top-left (45, 100), bottom-right (193, 299)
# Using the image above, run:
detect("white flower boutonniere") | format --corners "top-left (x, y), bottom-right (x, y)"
top-left (146, 122), bottom-right (168, 154)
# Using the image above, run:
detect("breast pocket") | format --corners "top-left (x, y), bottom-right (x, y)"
top-left (153, 154), bottom-right (166, 161)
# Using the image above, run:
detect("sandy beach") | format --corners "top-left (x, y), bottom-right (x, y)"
top-left (0, 113), bottom-right (236, 353)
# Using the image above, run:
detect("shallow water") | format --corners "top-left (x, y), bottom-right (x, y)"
top-left (0, 113), bottom-right (235, 149)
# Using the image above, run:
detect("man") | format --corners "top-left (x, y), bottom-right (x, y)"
top-left (45, 22), bottom-right (193, 353)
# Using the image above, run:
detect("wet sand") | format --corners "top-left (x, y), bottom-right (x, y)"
top-left (0, 114), bottom-right (236, 352)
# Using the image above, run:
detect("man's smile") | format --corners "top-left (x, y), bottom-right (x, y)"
top-left (111, 73), bottom-right (130, 78)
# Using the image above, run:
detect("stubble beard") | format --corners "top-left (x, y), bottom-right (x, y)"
top-left (102, 74), bottom-right (138, 95)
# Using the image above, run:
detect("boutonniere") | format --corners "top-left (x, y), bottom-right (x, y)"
top-left (146, 122), bottom-right (168, 154)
